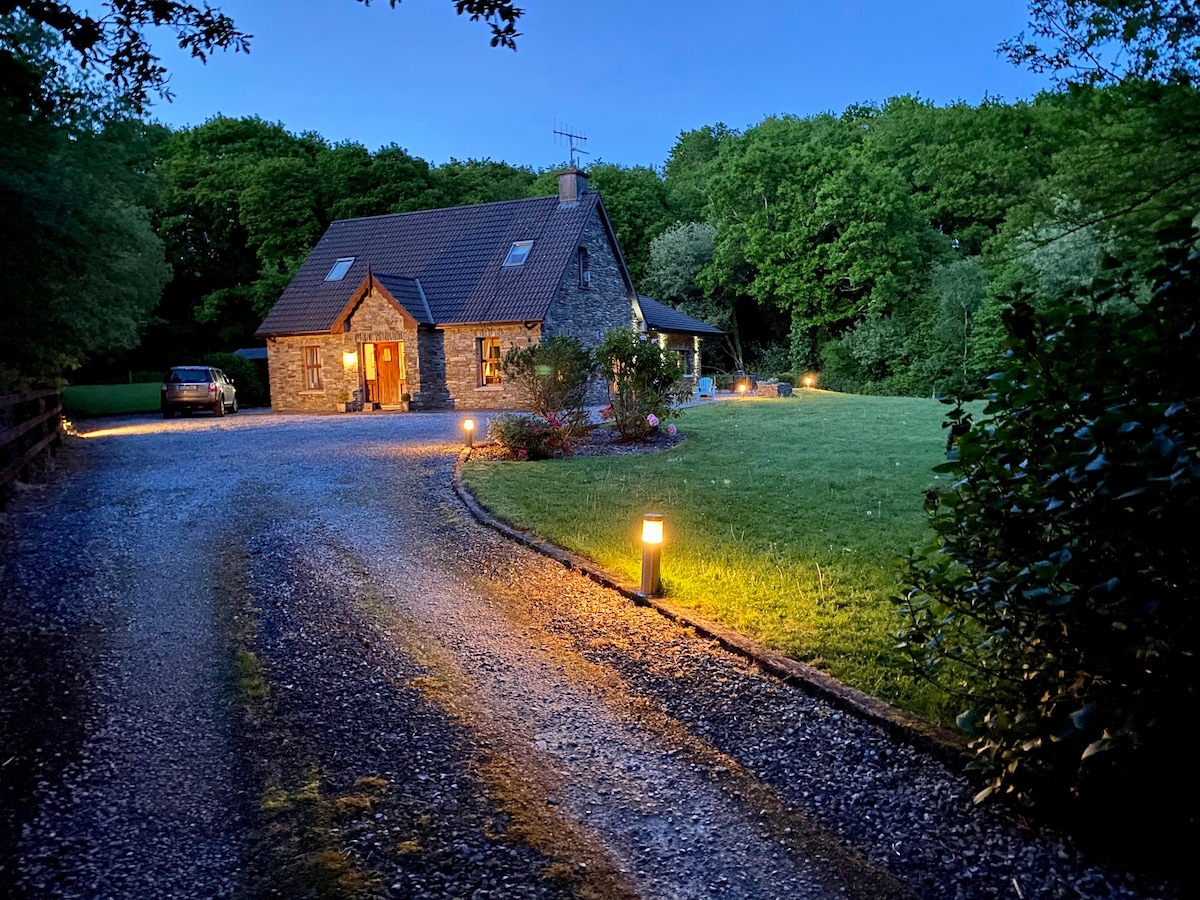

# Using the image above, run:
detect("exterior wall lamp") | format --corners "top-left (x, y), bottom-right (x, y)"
top-left (640, 513), bottom-right (664, 597)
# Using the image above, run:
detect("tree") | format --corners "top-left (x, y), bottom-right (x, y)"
top-left (156, 116), bottom-right (322, 351)
top-left (897, 232), bottom-right (1199, 850)
top-left (432, 157), bottom-right (535, 207)
top-left (1002, 0), bottom-right (1200, 87)
top-left (2, 1), bottom-right (522, 114)
top-left (929, 258), bottom-right (989, 396)
top-left (662, 123), bottom-right (736, 224)
top-left (644, 221), bottom-right (755, 373)
top-left (863, 95), bottom-right (1067, 256)
top-left (705, 113), bottom-right (947, 374)
top-left (0, 104), bottom-right (169, 383)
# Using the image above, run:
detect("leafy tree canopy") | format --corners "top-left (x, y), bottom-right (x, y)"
top-left (1, 0), bottom-right (522, 115)
top-left (1002, 0), bottom-right (1200, 87)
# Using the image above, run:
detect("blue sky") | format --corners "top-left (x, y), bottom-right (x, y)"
top-left (149, 1), bottom-right (1053, 170)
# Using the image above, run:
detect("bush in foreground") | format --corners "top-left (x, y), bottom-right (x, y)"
top-left (896, 232), bottom-right (1198, 842)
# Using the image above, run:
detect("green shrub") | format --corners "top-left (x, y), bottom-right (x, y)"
top-left (897, 232), bottom-right (1198, 838)
top-left (595, 329), bottom-right (687, 440)
top-left (200, 352), bottom-right (266, 406)
top-left (500, 336), bottom-right (596, 439)
top-left (487, 413), bottom-right (571, 460)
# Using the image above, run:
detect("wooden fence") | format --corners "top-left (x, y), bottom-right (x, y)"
top-left (0, 389), bottom-right (64, 492)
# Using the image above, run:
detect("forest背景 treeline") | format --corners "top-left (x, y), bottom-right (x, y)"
top-left (3, 4), bottom-right (1198, 398)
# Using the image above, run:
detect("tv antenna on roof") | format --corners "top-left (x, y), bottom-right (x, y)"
top-left (553, 122), bottom-right (589, 169)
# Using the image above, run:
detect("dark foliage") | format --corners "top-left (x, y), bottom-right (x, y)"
top-left (200, 351), bottom-right (265, 406)
top-left (896, 229), bottom-right (1198, 851)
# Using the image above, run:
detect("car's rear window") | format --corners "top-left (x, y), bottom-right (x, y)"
top-left (166, 368), bottom-right (211, 384)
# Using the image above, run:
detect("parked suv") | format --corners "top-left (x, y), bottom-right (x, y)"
top-left (161, 366), bottom-right (238, 418)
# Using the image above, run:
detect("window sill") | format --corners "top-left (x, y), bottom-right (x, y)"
top-left (475, 386), bottom-right (504, 391)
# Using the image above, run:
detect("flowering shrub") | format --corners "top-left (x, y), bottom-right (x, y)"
top-left (487, 413), bottom-right (571, 460)
top-left (595, 328), bottom-right (688, 440)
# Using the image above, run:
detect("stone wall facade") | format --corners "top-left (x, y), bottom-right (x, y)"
top-left (541, 207), bottom-right (635, 404)
top-left (541, 209), bottom-right (632, 348)
top-left (441, 323), bottom-right (541, 410)
top-left (265, 333), bottom-right (356, 413)
top-left (267, 288), bottom-right (422, 413)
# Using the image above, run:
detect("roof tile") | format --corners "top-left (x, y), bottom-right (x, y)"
top-left (257, 194), bottom-right (599, 337)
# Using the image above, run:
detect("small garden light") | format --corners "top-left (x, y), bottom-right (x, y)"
top-left (803, 375), bottom-right (814, 389)
top-left (738, 382), bottom-right (747, 397)
top-left (640, 513), bottom-right (664, 597)
top-left (463, 418), bottom-right (475, 448)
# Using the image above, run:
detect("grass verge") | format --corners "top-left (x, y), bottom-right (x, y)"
top-left (63, 383), bottom-right (160, 416)
top-left (462, 391), bottom-right (958, 722)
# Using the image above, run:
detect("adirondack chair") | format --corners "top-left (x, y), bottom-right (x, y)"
top-left (696, 376), bottom-right (715, 400)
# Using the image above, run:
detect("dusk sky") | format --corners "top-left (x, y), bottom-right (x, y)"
top-left (149, 1), bottom-right (1055, 170)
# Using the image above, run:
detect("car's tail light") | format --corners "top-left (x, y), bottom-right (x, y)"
top-left (208, 383), bottom-right (217, 394)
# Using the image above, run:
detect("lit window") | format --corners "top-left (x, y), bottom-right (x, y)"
top-left (304, 346), bottom-right (323, 390)
top-left (325, 257), bottom-right (355, 281)
top-left (480, 337), bottom-right (502, 385)
top-left (503, 241), bottom-right (533, 266)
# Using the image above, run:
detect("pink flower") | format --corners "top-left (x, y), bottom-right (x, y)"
top-left (517, 448), bottom-right (528, 459)
top-left (647, 413), bottom-right (660, 428)
top-left (667, 423), bottom-right (677, 436)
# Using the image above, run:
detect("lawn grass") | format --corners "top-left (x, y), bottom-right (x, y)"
top-left (462, 391), bottom-right (960, 722)
top-left (63, 382), bottom-right (160, 417)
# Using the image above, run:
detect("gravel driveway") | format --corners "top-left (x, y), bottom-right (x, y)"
top-left (0, 411), bottom-right (1180, 899)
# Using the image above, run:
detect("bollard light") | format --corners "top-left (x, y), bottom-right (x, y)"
top-left (640, 513), bottom-right (664, 597)
top-left (463, 418), bottom-right (475, 448)
top-left (738, 382), bottom-right (747, 398)
top-left (803, 375), bottom-right (814, 389)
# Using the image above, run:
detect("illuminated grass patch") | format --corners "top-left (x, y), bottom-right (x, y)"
top-left (463, 392), bottom-right (958, 721)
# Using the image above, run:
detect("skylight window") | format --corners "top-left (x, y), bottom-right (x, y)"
top-left (325, 257), bottom-right (355, 281)
top-left (503, 241), bottom-right (533, 267)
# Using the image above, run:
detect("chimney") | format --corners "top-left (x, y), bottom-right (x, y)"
top-left (558, 166), bottom-right (588, 206)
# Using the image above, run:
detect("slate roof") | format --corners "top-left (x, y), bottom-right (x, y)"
top-left (256, 193), bottom-right (610, 337)
top-left (636, 295), bottom-right (725, 336)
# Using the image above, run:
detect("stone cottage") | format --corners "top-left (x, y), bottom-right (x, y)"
top-left (256, 169), bottom-right (720, 412)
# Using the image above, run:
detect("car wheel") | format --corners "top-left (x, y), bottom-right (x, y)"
top-left (230, 396), bottom-right (239, 414)
top-left (162, 407), bottom-right (175, 419)
top-left (213, 397), bottom-right (226, 417)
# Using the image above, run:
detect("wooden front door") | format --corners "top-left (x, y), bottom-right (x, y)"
top-left (375, 342), bottom-right (404, 406)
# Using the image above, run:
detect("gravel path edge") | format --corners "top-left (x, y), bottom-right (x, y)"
top-left (452, 449), bottom-right (968, 770)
